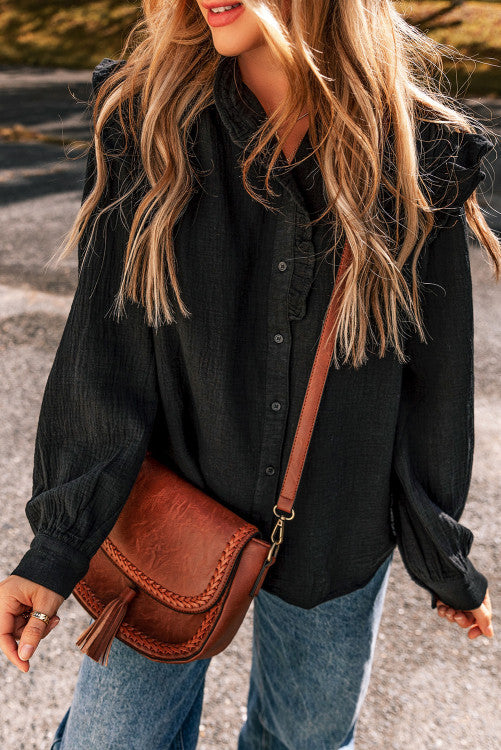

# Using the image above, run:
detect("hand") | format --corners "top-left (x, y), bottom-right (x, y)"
top-left (0, 574), bottom-right (65, 672)
top-left (435, 588), bottom-right (494, 640)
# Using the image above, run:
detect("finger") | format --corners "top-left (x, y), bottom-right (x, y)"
top-left (31, 615), bottom-right (60, 639)
top-left (467, 625), bottom-right (483, 640)
top-left (436, 603), bottom-right (457, 621)
top-left (470, 605), bottom-right (494, 638)
top-left (438, 606), bottom-right (458, 622)
top-left (13, 615), bottom-right (60, 641)
top-left (15, 612), bottom-right (60, 633)
top-left (436, 605), bottom-right (474, 631)
top-left (453, 611), bottom-right (475, 629)
top-left (17, 608), bottom-right (59, 663)
top-left (0, 609), bottom-right (30, 672)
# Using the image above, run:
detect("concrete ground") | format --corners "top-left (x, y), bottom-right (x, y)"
top-left (0, 66), bottom-right (500, 749)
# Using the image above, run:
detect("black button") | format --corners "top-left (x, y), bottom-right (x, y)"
top-left (274, 333), bottom-right (284, 344)
top-left (265, 466), bottom-right (275, 476)
top-left (271, 401), bottom-right (281, 411)
top-left (278, 261), bottom-right (287, 271)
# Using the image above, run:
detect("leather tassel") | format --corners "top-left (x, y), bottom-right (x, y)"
top-left (75, 586), bottom-right (137, 666)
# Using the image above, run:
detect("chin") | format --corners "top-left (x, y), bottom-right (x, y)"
top-left (209, 28), bottom-right (265, 58)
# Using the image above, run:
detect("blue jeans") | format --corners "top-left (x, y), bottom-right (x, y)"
top-left (51, 551), bottom-right (393, 750)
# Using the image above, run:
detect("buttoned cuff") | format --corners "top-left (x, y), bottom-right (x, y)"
top-left (10, 532), bottom-right (90, 600)
top-left (429, 558), bottom-right (488, 611)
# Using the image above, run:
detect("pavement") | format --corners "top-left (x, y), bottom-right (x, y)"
top-left (0, 66), bottom-right (500, 750)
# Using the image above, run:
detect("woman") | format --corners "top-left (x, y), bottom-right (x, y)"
top-left (0, 0), bottom-right (498, 747)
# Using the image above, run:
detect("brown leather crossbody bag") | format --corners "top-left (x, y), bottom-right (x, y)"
top-left (72, 239), bottom-right (351, 666)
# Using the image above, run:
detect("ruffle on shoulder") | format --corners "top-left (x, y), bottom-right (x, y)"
top-left (90, 57), bottom-right (135, 159)
top-left (91, 57), bottom-right (127, 96)
top-left (417, 119), bottom-right (495, 214)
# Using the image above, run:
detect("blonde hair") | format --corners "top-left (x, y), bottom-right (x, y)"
top-left (52, 0), bottom-right (501, 369)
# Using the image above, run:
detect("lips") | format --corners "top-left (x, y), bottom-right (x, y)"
top-left (204, 2), bottom-right (245, 28)
top-left (202, 2), bottom-right (242, 9)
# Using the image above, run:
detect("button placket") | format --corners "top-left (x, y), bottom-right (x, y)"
top-left (250, 197), bottom-right (296, 506)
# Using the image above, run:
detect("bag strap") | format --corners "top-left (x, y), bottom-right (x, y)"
top-left (261, 237), bottom-right (352, 572)
top-left (277, 236), bottom-right (351, 515)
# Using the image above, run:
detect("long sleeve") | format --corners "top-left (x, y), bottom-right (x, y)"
top-left (390, 207), bottom-right (488, 611)
top-left (10, 63), bottom-right (159, 599)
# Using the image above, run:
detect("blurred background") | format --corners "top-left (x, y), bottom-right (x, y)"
top-left (0, 2), bottom-right (500, 748)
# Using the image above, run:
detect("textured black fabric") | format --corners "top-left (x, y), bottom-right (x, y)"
top-left (11, 55), bottom-right (494, 611)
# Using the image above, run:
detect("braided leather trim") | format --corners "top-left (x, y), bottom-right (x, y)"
top-left (102, 525), bottom-right (257, 613)
top-left (74, 579), bottom-right (222, 661)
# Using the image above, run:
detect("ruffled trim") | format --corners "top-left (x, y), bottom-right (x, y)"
top-left (288, 235), bottom-right (315, 321)
top-left (90, 57), bottom-right (141, 164)
top-left (286, 137), bottom-right (318, 321)
top-left (213, 54), bottom-right (268, 149)
top-left (92, 57), bottom-right (126, 96)
top-left (213, 54), bottom-right (317, 321)
top-left (417, 119), bottom-right (494, 214)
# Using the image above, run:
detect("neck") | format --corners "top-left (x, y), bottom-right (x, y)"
top-left (236, 46), bottom-right (293, 120)
top-left (236, 46), bottom-right (310, 166)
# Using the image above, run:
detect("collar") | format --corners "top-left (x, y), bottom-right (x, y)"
top-left (213, 54), bottom-right (270, 150)
top-left (210, 58), bottom-right (494, 272)
top-left (212, 54), bottom-right (314, 213)
top-left (212, 54), bottom-right (319, 321)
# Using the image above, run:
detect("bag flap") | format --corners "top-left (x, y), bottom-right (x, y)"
top-left (105, 453), bottom-right (261, 613)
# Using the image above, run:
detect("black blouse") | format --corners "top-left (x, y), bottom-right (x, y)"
top-left (11, 55), bottom-right (494, 611)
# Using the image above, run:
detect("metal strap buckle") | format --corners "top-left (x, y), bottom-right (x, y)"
top-left (265, 504), bottom-right (296, 564)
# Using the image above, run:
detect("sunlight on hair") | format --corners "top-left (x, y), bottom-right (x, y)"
top-left (47, 0), bottom-right (501, 369)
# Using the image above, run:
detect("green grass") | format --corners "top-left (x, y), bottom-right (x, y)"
top-left (0, 1), bottom-right (141, 69)
top-left (0, 1), bottom-right (500, 96)
top-left (397, 1), bottom-right (501, 95)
